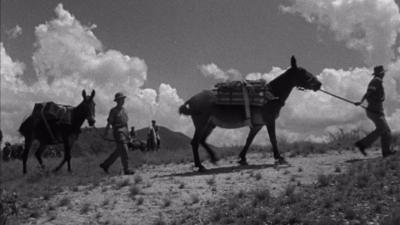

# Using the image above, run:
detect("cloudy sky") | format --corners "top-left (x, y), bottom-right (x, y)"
top-left (1, 0), bottom-right (400, 146)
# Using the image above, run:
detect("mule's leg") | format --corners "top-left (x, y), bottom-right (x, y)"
top-left (66, 145), bottom-right (72, 173)
top-left (54, 156), bottom-right (67, 172)
top-left (54, 141), bottom-right (69, 172)
top-left (66, 136), bottom-right (77, 172)
top-left (35, 144), bottom-right (47, 169)
top-left (238, 125), bottom-right (262, 165)
top-left (22, 138), bottom-right (32, 174)
top-left (199, 123), bottom-right (218, 164)
top-left (266, 121), bottom-right (287, 164)
top-left (191, 129), bottom-right (205, 172)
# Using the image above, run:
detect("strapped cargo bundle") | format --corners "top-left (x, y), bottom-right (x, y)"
top-left (32, 102), bottom-right (73, 125)
top-left (213, 79), bottom-right (276, 107)
top-left (30, 102), bottom-right (74, 142)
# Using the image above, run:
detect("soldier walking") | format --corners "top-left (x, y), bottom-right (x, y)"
top-left (354, 66), bottom-right (395, 157)
top-left (100, 92), bottom-right (134, 174)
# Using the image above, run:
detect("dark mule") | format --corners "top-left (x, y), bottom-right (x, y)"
top-left (179, 56), bottom-right (321, 172)
top-left (19, 90), bottom-right (96, 174)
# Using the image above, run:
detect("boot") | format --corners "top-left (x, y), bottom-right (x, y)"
top-left (123, 168), bottom-right (135, 175)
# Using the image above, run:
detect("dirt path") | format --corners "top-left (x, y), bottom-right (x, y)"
top-left (25, 150), bottom-right (380, 225)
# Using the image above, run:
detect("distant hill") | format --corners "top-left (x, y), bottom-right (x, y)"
top-left (72, 126), bottom-right (192, 156)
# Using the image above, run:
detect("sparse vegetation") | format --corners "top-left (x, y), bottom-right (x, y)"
top-left (152, 217), bottom-right (167, 225)
top-left (188, 193), bottom-right (199, 205)
top-left (2, 129), bottom-right (398, 224)
top-left (80, 202), bottom-right (91, 214)
top-left (128, 185), bottom-right (140, 199)
top-left (162, 197), bottom-right (172, 208)
top-left (172, 151), bottom-right (400, 225)
top-left (114, 178), bottom-right (130, 190)
top-left (136, 196), bottom-right (144, 205)
top-left (70, 186), bottom-right (79, 192)
top-left (206, 176), bottom-right (216, 186)
top-left (317, 173), bottom-right (331, 187)
top-left (177, 181), bottom-right (185, 189)
top-left (58, 196), bottom-right (71, 207)
top-left (254, 172), bottom-right (262, 180)
top-left (133, 175), bottom-right (143, 184)
top-left (101, 199), bottom-right (110, 207)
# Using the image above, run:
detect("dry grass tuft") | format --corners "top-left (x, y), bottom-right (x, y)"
top-left (133, 175), bottom-right (143, 184)
top-left (206, 176), bottom-right (216, 186)
top-left (58, 196), bottom-right (71, 207)
top-left (171, 149), bottom-right (400, 225)
top-left (80, 202), bottom-right (91, 214)
top-left (114, 178), bottom-right (130, 190)
top-left (128, 185), bottom-right (141, 199)
top-left (136, 196), bottom-right (144, 205)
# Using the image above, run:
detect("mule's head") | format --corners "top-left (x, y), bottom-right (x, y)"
top-left (289, 56), bottom-right (321, 91)
top-left (81, 90), bottom-right (96, 127)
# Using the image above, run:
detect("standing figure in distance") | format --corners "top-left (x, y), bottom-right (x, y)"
top-left (152, 120), bottom-right (161, 150)
top-left (130, 126), bottom-right (137, 141)
top-left (100, 92), bottom-right (135, 174)
top-left (147, 120), bottom-right (160, 151)
top-left (354, 65), bottom-right (395, 157)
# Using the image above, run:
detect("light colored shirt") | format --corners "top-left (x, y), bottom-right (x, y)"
top-left (108, 106), bottom-right (128, 129)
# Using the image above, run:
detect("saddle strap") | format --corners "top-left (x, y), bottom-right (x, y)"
top-left (40, 105), bottom-right (57, 143)
top-left (242, 82), bottom-right (251, 125)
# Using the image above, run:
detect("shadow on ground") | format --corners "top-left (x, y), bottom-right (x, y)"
top-left (162, 163), bottom-right (292, 177)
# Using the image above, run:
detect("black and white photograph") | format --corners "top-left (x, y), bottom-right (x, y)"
top-left (1, 0), bottom-right (400, 224)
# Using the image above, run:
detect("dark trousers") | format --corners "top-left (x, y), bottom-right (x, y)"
top-left (358, 111), bottom-right (391, 155)
top-left (102, 142), bottom-right (129, 171)
top-left (102, 129), bottom-right (130, 171)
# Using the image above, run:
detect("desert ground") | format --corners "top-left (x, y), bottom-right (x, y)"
top-left (13, 149), bottom-right (382, 225)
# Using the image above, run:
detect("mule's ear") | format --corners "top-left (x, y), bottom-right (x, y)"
top-left (291, 56), bottom-right (297, 68)
top-left (90, 90), bottom-right (95, 99)
top-left (82, 90), bottom-right (87, 100)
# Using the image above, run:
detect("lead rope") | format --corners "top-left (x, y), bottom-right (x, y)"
top-left (318, 89), bottom-right (382, 115)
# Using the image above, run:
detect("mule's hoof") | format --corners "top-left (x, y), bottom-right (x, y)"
top-left (275, 157), bottom-right (289, 165)
top-left (37, 164), bottom-right (45, 170)
top-left (198, 165), bottom-right (207, 173)
top-left (237, 159), bottom-right (248, 166)
top-left (210, 157), bottom-right (219, 165)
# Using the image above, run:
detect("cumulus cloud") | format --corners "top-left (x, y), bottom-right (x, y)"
top-left (6, 25), bottom-right (23, 39)
top-left (277, 0), bottom-right (400, 139)
top-left (202, 1), bottom-right (400, 145)
top-left (199, 63), bottom-right (243, 81)
top-left (0, 4), bottom-right (191, 143)
top-left (2, 1), bottom-right (400, 148)
top-left (1, 43), bottom-right (28, 142)
top-left (281, 0), bottom-right (400, 66)
top-left (1, 43), bottom-right (25, 83)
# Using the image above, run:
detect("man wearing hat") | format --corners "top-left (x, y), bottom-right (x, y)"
top-left (354, 65), bottom-right (395, 157)
top-left (100, 92), bottom-right (135, 174)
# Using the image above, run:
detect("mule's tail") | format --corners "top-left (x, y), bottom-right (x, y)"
top-left (179, 102), bottom-right (191, 116)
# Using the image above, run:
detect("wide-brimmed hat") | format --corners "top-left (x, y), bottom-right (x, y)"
top-left (372, 65), bottom-right (386, 75)
top-left (114, 92), bottom-right (127, 101)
